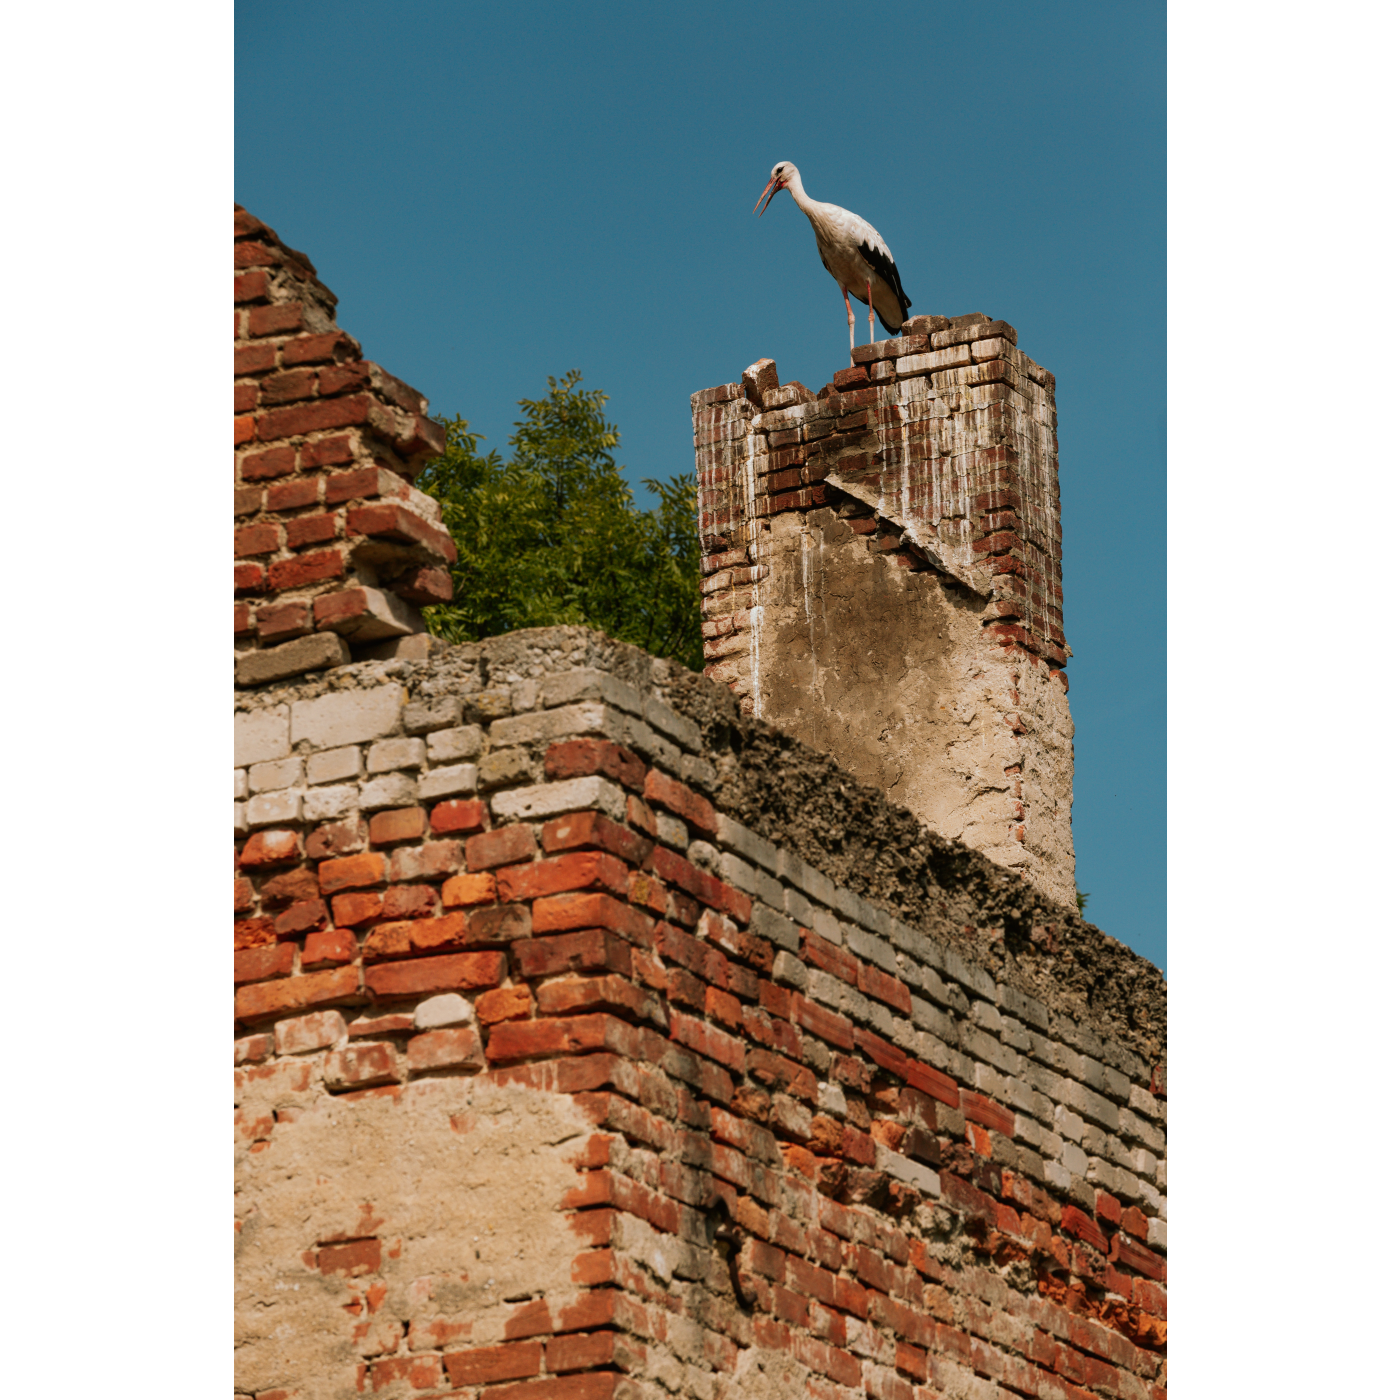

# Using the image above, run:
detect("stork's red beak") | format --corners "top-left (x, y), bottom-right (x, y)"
top-left (754, 176), bottom-right (784, 217)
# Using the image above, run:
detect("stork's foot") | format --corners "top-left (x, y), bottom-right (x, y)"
top-left (868, 281), bottom-right (876, 344)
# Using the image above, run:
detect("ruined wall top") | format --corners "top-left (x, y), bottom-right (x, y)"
top-left (234, 205), bottom-right (457, 688)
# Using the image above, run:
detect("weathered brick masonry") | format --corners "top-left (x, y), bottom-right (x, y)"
top-left (234, 205), bottom-right (455, 687)
top-left (235, 628), bottom-right (1166, 1400)
top-left (691, 322), bottom-right (1074, 908)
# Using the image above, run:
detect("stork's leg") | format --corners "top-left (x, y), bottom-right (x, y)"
top-left (867, 280), bottom-right (875, 343)
top-left (843, 286), bottom-right (855, 356)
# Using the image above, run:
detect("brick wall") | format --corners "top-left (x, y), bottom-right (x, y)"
top-left (234, 205), bottom-right (455, 687)
top-left (234, 627), bottom-right (1165, 1400)
top-left (689, 318), bottom-right (1076, 909)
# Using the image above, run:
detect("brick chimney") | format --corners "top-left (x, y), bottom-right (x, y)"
top-left (691, 314), bottom-right (1075, 909)
top-left (234, 205), bottom-right (455, 686)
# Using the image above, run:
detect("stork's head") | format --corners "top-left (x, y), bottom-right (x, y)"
top-left (754, 161), bottom-right (798, 217)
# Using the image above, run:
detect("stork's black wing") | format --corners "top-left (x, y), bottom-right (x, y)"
top-left (860, 240), bottom-right (913, 335)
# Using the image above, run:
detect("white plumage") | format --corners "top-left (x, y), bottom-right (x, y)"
top-left (754, 161), bottom-right (912, 352)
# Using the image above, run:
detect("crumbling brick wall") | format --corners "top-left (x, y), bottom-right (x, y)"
top-left (234, 205), bottom-right (456, 687)
top-left (692, 318), bottom-right (1074, 909)
top-left (235, 627), bottom-right (1165, 1400)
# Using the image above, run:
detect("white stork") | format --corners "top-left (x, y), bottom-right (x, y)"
top-left (754, 161), bottom-right (913, 354)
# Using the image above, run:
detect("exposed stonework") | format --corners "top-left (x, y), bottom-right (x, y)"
top-left (691, 317), bottom-right (1075, 910)
top-left (234, 205), bottom-right (456, 686)
top-left (235, 625), bottom-right (1166, 1400)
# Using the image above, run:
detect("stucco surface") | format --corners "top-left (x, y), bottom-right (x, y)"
top-left (234, 1069), bottom-right (595, 1398)
top-left (707, 509), bottom-right (1076, 909)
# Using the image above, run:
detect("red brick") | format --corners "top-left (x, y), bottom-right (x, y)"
top-left (531, 892), bottom-right (653, 944)
top-left (437, 872), bottom-right (494, 908)
top-left (364, 951), bottom-right (504, 998)
top-left (1133, 1277), bottom-right (1167, 1317)
top-left (642, 770), bottom-right (718, 834)
top-left (268, 547), bottom-right (345, 591)
top-left (391, 565), bottom-right (453, 605)
top-left (540, 810), bottom-right (652, 866)
top-left (347, 502), bottom-right (455, 559)
top-left (240, 830), bottom-right (302, 868)
top-left (258, 867), bottom-right (320, 907)
top-left (259, 367), bottom-right (318, 406)
top-left (513, 930), bottom-right (633, 980)
top-left (234, 917), bottom-right (275, 952)
top-left (272, 897), bottom-right (328, 938)
top-left (705, 985), bottom-right (743, 1029)
top-left (790, 993), bottom-right (855, 1051)
top-left (1110, 1233), bottom-right (1166, 1281)
top-left (535, 975), bottom-right (648, 1019)
top-left (465, 825), bottom-right (538, 871)
top-left (331, 890), bottom-right (383, 926)
top-left (285, 512), bottom-right (338, 548)
top-left (364, 911), bottom-right (472, 960)
top-left (234, 942), bottom-right (295, 985)
top-left (234, 342), bottom-right (277, 375)
top-left (234, 414), bottom-right (255, 446)
top-left (234, 382), bottom-right (258, 413)
top-left (443, 1341), bottom-right (543, 1387)
top-left (960, 1089), bottom-right (1015, 1138)
top-left (257, 394), bottom-right (374, 444)
top-left (257, 600), bottom-right (311, 642)
top-left (348, 1013), bottom-right (415, 1039)
top-left (318, 852), bottom-right (385, 893)
top-left (1062, 1205), bottom-right (1110, 1254)
top-left (234, 522), bottom-right (280, 557)
top-left (485, 1014), bottom-right (614, 1063)
top-left (365, 1355), bottom-right (442, 1391)
top-left (234, 876), bottom-right (255, 912)
top-left (299, 434), bottom-right (356, 469)
top-left (281, 331), bottom-right (358, 367)
top-left (323, 465), bottom-right (381, 503)
top-left (234, 602), bottom-right (254, 636)
top-left (1097, 1192), bottom-right (1124, 1227)
top-left (303, 927), bottom-right (357, 968)
top-left (248, 303), bottom-right (304, 337)
top-left (307, 820), bottom-right (367, 859)
top-left (325, 1042), bottom-right (400, 1090)
top-left (803, 931), bottom-right (858, 984)
top-left (431, 799), bottom-right (488, 835)
top-left (669, 1010), bottom-right (746, 1071)
top-left (545, 738), bottom-right (646, 791)
top-left (317, 1237), bottom-right (381, 1276)
top-left (1121, 1204), bottom-right (1148, 1239)
top-left (265, 477), bottom-right (320, 511)
top-left (857, 961), bottom-right (912, 1013)
top-left (475, 985), bottom-right (533, 1024)
top-left (545, 1332), bottom-right (617, 1373)
top-left (234, 562), bottom-right (267, 594)
top-left (368, 807), bottom-right (427, 846)
top-left (648, 845), bottom-right (729, 911)
top-left (746, 1048), bottom-right (818, 1101)
top-left (497, 852), bottom-right (631, 903)
top-left (382, 885), bottom-right (438, 920)
top-left (310, 588), bottom-right (374, 632)
top-left (407, 1026), bottom-right (483, 1071)
top-left (235, 966), bottom-right (360, 1021)
top-left (389, 840), bottom-right (462, 882)
top-left (234, 1034), bottom-right (272, 1066)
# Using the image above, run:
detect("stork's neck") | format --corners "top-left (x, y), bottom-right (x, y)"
top-left (784, 170), bottom-right (816, 214)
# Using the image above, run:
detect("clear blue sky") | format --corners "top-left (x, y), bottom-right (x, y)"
top-left (236, 1), bottom-right (1165, 971)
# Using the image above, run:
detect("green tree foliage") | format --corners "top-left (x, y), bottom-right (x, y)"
top-left (416, 371), bottom-right (703, 671)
